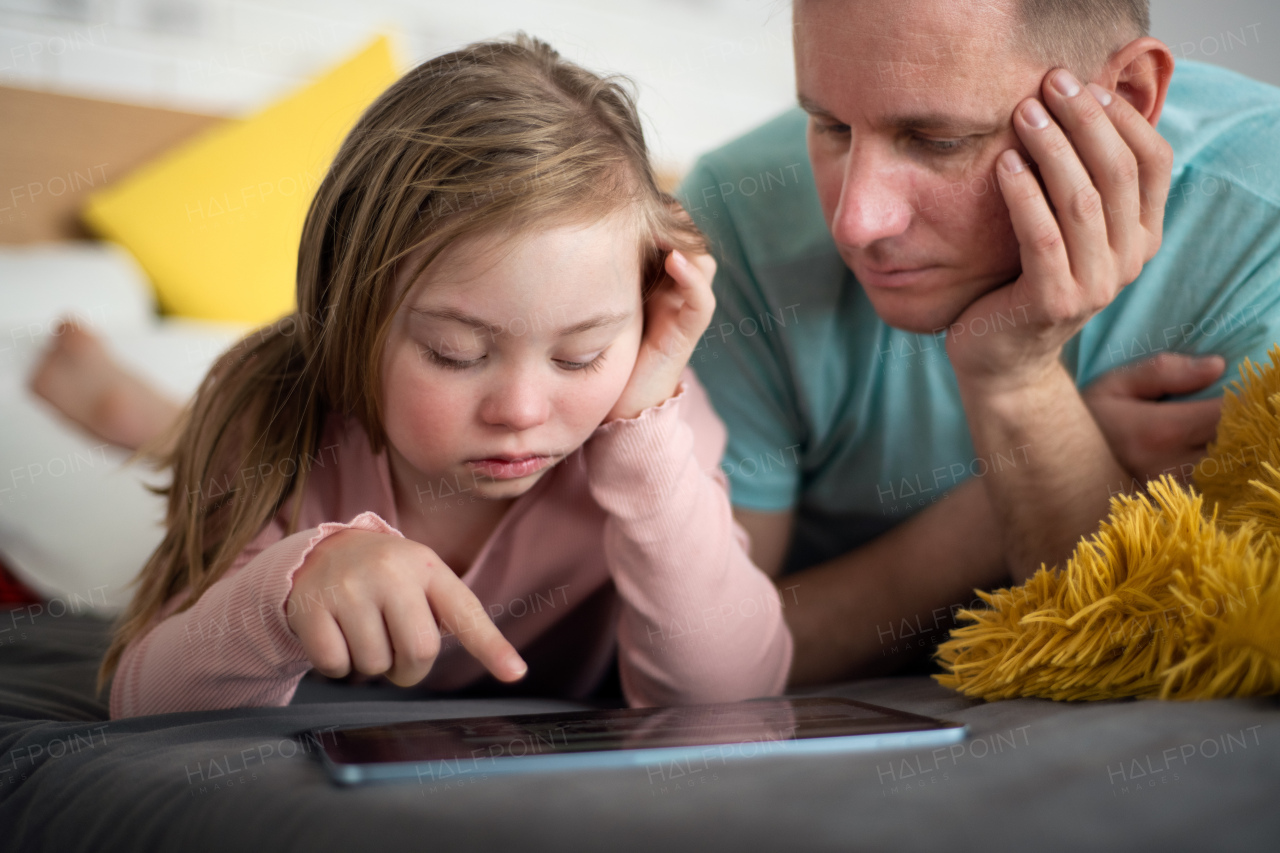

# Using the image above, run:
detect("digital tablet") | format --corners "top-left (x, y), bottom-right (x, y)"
top-left (311, 696), bottom-right (968, 785)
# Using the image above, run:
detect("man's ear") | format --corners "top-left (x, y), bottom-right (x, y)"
top-left (1095, 37), bottom-right (1175, 127)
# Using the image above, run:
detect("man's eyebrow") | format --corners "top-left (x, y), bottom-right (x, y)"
top-left (797, 93), bottom-right (1002, 135)
top-left (885, 112), bottom-right (1004, 135)
top-left (410, 307), bottom-right (633, 336)
top-left (797, 93), bottom-right (833, 118)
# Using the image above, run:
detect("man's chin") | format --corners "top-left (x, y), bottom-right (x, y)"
top-left (860, 289), bottom-right (970, 336)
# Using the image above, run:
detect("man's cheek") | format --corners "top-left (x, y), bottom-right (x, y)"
top-left (969, 186), bottom-right (1020, 270)
top-left (911, 165), bottom-right (994, 222)
top-left (806, 150), bottom-right (844, 225)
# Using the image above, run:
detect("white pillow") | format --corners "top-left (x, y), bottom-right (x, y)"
top-left (0, 241), bottom-right (155, 340)
top-left (0, 242), bottom-right (249, 615)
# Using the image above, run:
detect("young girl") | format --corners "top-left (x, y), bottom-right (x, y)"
top-left (92, 35), bottom-right (793, 718)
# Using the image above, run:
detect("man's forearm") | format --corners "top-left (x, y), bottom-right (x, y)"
top-left (956, 362), bottom-right (1128, 582)
top-left (780, 477), bottom-right (1007, 686)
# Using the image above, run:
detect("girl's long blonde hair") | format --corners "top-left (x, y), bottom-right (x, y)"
top-left (98, 34), bottom-right (705, 694)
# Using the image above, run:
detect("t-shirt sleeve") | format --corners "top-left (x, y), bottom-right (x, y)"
top-left (1186, 216), bottom-right (1280, 398)
top-left (677, 159), bottom-right (807, 512)
top-left (1078, 165), bottom-right (1280, 401)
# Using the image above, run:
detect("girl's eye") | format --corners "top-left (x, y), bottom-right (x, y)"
top-left (421, 345), bottom-right (608, 373)
top-left (421, 345), bottom-right (485, 370)
top-left (555, 352), bottom-right (607, 373)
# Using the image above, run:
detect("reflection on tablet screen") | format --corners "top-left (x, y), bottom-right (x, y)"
top-left (316, 697), bottom-right (965, 776)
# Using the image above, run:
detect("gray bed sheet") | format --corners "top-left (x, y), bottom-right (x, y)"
top-left (2, 608), bottom-right (1277, 853)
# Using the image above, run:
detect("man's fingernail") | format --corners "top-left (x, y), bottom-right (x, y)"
top-left (670, 249), bottom-right (687, 268)
top-left (508, 654), bottom-right (528, 678)
top-left (1000, 149), bottom-right (1026, 174)
top-left (1052, 69), bottom-right (1081, 97)
top-left (1086, 82), bottom-right (1113, 106)
top-left (1021, 100), bottom-right (1050, 129)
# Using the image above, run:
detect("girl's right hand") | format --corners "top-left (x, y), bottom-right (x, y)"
top-left (285, 528), bottom-right (527, 687)
top-left (605, 244), bottom-right (717, 422)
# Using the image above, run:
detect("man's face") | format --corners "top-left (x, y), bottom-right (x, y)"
top-left (795, 0), bottom-right (1051, 334)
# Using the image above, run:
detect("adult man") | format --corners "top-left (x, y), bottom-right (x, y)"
top-left (679, 0), bottom-right (1280, 684)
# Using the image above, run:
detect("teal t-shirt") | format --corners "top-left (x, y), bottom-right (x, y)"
top-left (677, 60), bottom-right (1280, 573)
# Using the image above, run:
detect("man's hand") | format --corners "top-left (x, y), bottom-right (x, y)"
top-left (946, 67), bottom-right (1176, 579)
top-left (946, 69), bottom-right (1174, 392)
top-left (1085, 352), bottom-right (1226, 485)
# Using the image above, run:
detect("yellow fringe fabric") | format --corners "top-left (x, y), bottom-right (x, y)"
top-left (935, 346), bottom-right (1280, 701)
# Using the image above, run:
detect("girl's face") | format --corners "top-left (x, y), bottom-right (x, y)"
top-left (380, 212), bottom-right (646, 507)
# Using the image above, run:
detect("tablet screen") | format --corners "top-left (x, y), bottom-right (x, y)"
top-left (313, 697), bottom-right (967, 784)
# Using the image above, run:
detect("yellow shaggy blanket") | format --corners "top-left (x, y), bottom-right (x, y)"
top-left (934, 346), bottom-right (1280, 701)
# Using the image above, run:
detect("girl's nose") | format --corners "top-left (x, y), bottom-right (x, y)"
top-left (479, 369), bottom-right (551, 431)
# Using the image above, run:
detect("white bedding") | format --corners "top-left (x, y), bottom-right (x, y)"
top-left (0, 242), bottom-right (249, 614)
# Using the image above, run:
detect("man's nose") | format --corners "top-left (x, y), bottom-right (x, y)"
top-left (479, 366), bottom-right (551, 431)
top-left (831, 143), bottom-right (913, 249)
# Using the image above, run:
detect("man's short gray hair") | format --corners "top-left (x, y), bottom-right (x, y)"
top-left (1018, 0), bottom-right (1150, 75)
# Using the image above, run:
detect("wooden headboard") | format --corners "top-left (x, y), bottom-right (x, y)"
top-left (0, 85), bottom-right (225, 245)
top-left (0, 84), bottom-right (684, 245)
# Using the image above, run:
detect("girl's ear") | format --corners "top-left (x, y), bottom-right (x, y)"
top-left (1095, 36), bottom-right (1175, 127)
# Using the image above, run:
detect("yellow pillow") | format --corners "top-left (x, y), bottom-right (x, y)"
top-left (83, 35), bottom-right (400, 325)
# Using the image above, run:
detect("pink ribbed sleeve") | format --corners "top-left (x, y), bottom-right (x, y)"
top-left (585, 374), bottom-right (794, 706)
top-left (109, 511), bottom-right (400, 719)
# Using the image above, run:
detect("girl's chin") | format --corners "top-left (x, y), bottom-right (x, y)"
top-left (469, 469), bottom-right (552, 500)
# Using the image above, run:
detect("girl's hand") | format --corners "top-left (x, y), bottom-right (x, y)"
top-left (286, 528), bottom-right (527, 687)
top-left (606, 246), bottom-right (717, 422)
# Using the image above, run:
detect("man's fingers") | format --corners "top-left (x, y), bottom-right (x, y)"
top-left (1178, 398), bottom-right (1225, 448)
top-left (1091, 79), bottom-right (1175, 248)
top-left (1039, 70), bottom-right (1142, 276)
top-left (426, 573), bottom-right (526, 683)
top-left (996, 149), bottom-right (1073, 314)
top-left (1013, 91), bottom-right (1110, 297)
top-left (1090, 353), bottom-right (1227, 400)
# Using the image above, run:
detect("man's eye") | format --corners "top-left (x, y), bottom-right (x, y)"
top-left (421, 345), bottom-right (485, 370)
top-left (815, 119), bottom-right (851, 136)
top-left (912, 135), bottom-right (966, 153)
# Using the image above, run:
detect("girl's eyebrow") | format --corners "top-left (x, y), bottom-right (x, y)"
top-left (411, 307), bottom-right (633, 336)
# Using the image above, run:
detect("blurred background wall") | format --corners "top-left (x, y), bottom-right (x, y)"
top-left (2, 0), bottom-right (1278, 175)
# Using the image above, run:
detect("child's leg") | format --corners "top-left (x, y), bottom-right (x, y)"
top-left (28, 319), bottom-right (184, 455)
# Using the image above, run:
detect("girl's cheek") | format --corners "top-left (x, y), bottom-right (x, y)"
top-left (386, 350), bottom-right (458, 429)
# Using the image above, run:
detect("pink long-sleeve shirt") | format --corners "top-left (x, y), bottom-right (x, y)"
top-left (110, 372), bottom-right (793, 718)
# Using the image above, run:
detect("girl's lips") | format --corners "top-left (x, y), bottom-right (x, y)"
top-left (466, 455), bottom-right (553, 480)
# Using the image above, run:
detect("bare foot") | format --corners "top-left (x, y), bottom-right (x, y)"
top-left (28, 319), bottom-right (184, 455)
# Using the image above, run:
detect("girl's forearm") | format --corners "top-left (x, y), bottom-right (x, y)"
top-left (109, 513), bottom-right (393, 718)
top-left (586, 384), bottom-right (792, 705)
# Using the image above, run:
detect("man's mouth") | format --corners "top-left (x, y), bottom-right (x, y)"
top-left (854, 262), bottom-right (941, 289)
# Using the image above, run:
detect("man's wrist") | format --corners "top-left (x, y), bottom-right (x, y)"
top-left (953, 356), bottom-right (1070, 406)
